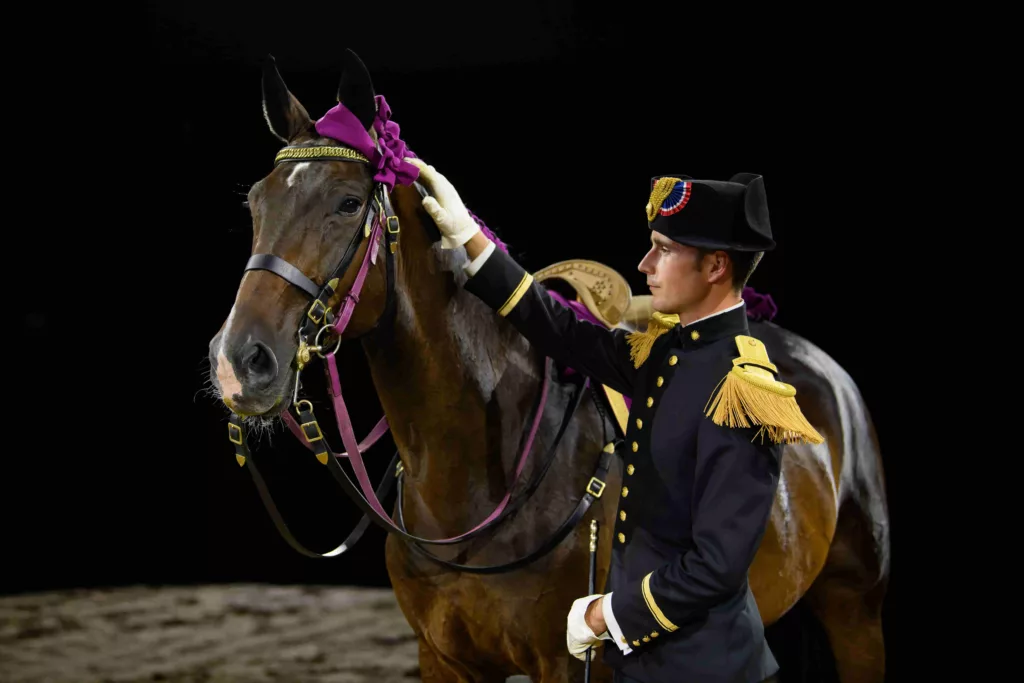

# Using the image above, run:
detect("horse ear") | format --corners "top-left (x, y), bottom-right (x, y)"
top-left (261, 54), bottom-right (313, 143)
top-left (336, 49), bottom-right (377, 131)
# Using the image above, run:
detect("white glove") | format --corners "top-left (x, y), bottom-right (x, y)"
top-left (566, 594), bottom-right (605, 661)
top-left (405, 157), bottom-right (481, 249)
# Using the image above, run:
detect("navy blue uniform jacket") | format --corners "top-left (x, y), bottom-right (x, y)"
top-left (464, 247), bottom-right (798, 683)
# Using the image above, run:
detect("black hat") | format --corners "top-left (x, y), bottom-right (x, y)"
top-left (645, 173), bottom-right (775, 252)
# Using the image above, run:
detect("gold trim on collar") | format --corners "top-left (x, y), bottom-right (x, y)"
top-left (275, 145), bottom-right (370, 165)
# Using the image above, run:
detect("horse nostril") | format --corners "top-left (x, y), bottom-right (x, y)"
top-left (240, 340), bottom-right (278, 386)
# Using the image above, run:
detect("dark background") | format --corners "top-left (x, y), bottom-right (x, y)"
top-left (6, 2), bottom-right (918, 680)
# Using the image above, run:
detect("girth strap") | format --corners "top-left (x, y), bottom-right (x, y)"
top-left (244, 254), bottom-right (322, 299)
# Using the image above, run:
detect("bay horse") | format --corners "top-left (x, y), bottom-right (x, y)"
top-left (206, 51), bottom-right (889, 683)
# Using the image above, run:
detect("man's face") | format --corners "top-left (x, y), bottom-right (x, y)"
top-left (637, 231), bottom-right (714, 314)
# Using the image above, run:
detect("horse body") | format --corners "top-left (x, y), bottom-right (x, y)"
top-left (207, 53), bottom-right (888, 683)
top-left (358, 183), bottom-right (621, 682)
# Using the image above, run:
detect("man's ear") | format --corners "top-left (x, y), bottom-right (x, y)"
top-left (707, 250), bottom-right (731, 284)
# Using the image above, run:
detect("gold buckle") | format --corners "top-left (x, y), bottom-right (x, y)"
top-left (385, 215), bottom-right (400, 234)
top-left (228, 423), bottom-right (243, 445)
top-left (300, 420), bottom-right (324, 442)
top-left (307, 299), bottom-right (327, 324)
top-left (586, 477), bottom-right (606, 498)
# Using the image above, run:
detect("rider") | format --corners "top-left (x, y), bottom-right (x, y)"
top-left (406, 158), bottom-right (822, 683)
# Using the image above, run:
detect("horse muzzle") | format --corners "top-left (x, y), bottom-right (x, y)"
top-left (210, 329), bottom-right (293, 416)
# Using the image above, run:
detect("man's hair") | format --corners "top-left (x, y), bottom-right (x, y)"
top-left (696, 248), bottom-right (764, 293)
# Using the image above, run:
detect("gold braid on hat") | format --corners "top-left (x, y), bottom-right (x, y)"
top-left (646, 177), bottom-right (682, 221)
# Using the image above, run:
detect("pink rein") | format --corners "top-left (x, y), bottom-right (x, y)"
top-left (281, 209), bottom-right (551, 542)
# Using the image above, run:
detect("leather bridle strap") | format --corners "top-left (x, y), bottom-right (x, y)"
top-left (278, 366), bottom-right (587, 546)
top-left (395, 439), bottom-right (618, 574)
top-left (227, 413), bottom-right (400, 559)
top-left (243, 254), bottom-right (322, 299)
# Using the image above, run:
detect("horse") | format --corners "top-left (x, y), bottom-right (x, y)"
top-left (206, 50), bottom-right (890, 683)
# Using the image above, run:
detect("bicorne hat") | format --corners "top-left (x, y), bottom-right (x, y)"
top-left (646, 173), bottom-right (775, 252)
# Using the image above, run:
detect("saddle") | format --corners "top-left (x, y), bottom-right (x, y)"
top-left (533, 259), bottom-right (653, 437)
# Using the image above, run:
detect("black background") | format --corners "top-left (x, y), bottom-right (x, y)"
top-left (5, 2), bottom-right (919, 680)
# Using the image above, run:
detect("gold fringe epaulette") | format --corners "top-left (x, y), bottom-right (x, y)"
top-left (705, 335), bottom-right (825, 445)
top-left (626, 312), bottom-right (680, 368)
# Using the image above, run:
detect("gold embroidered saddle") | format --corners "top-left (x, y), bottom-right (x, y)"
top-left (533, 259), bottom-right (654, 435)
top-left (533, 259), bottom-right (654, 333)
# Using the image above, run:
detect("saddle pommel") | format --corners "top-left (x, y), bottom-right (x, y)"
top-left (533, 259), bottom-right (632, 329)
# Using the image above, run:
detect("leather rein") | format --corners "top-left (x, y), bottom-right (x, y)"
top-left (225, 144), bottom-right (619, 572)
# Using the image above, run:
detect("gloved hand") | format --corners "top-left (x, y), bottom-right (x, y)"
top-left (566, 594), bottom-right (605, 661)
top-left (405, 157), bottom-right (481, 249)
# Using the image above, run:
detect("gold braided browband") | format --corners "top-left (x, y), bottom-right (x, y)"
top-left (274, 145), bottom-right (370, 165)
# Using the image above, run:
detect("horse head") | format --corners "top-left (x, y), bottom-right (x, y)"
top-left (208, 50), bottom-right (407, 418)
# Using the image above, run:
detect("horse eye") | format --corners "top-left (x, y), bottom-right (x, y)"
top-left (336, 197), bottom-right (362, 215)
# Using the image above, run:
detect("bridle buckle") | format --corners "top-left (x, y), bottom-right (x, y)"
top-left (307, 299), bottom-right (328, 324)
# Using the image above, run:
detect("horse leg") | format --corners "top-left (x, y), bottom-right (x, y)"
top-left (416, 634), bottom-right (488, 683)
top-left (805, 498), bottom-right (889, 683)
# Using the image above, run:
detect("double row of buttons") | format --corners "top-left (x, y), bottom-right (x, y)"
top-left (616, 354), bottom-right (679, 545)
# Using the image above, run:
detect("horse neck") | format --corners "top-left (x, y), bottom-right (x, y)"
top-left (360, 186), bottom-right (539, 534)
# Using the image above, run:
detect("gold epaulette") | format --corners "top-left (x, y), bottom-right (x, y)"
top-left (625, 312), bottom-right (679, 368)
top-left (705, 335), bottom-right (825, 445)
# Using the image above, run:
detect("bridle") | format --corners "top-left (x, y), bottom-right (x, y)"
top-left (224, 141), bottom-right (621, 571)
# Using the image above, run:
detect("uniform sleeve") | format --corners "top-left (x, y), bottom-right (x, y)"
top-left (463, 246), bottom-right (638, 397)
top-left (608, 417), bottom-right (781, 645)
top-left (603, 593), bottom-right (634, 654)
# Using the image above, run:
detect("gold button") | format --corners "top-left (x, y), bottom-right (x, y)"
top-left (619, 510), bottom-right (626, 521)
top-left (636, 418), bottom-right (643, 429)
top-left (643, 636), bottom-right (651, 642)
top-left (656, 376), bottom-right (664, 387)
top-left (632, 441), bottom-right (638, 452)
top-left (669, 355), bottom-right (678, 365)
top-left (621, 637), bottom-right (627, 643)
top-left (626, 464), bottom-right (635, 475)
top-left (621, 486), bottom-right (629, 497)
top-left (651, 631), bottom-right (659, 638)
top-left (691, 330), bottom-right (700, 341)
top-left (617, 532), bottom-right (625, 543)
top-left (646, 396), bottom-right (654, 408)
top-left (632, 640), bottom-right (641, 647)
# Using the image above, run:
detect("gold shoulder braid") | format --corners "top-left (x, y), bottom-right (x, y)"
top-left (705, 335), bottom-right (825, 445)
top-left (626, 312), bottom-right (680, 368)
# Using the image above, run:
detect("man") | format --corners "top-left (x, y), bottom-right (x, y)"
top-left (407, 158), bottom-right (823, 683)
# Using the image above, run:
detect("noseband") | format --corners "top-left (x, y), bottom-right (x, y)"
top-left (225, 142), bottom-right (616, 571)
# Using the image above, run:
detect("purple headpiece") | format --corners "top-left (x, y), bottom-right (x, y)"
top-left (314, 95), bottom-right (420, 192)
